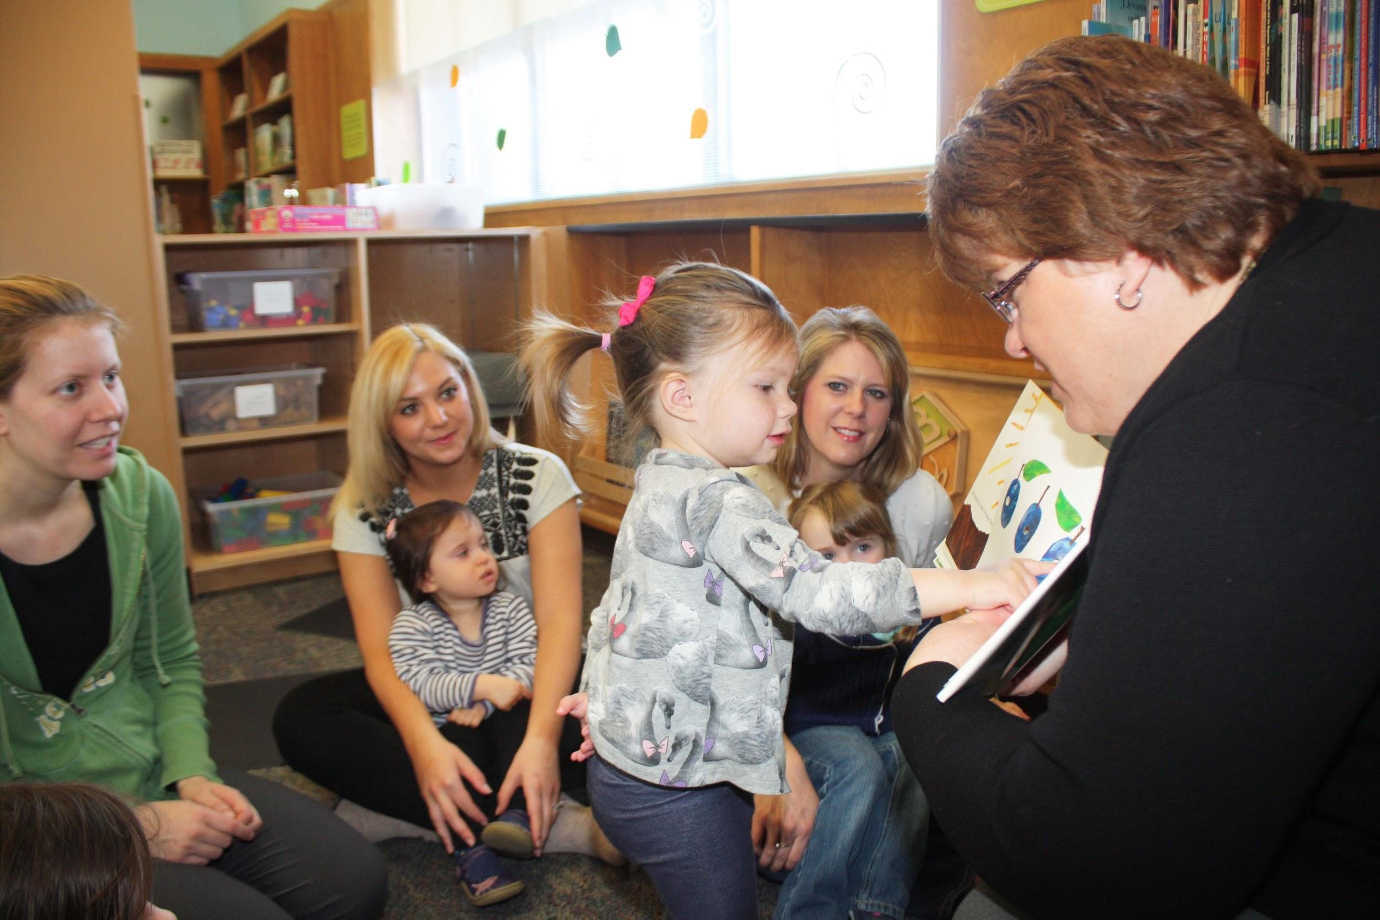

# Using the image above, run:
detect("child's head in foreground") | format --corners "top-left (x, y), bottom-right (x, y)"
top-left (384, 500), bottom-right (498, 607)
top-left (522, 261), bottom-right (800, 465)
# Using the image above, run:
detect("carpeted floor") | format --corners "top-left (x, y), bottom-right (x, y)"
top-left (195, 527), bottom-right (789, 917)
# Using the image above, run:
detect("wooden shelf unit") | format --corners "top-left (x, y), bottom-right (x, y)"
top-left (486, 189), bottom-right (1042, 534)
top-left (219, 10), bottom-right (336, 194)
top-left (138, 53), bottom-right (219, 235)
top-left (153, 228), bottom-right (553, 593)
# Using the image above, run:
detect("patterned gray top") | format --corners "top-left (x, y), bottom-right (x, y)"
top-left (581, 449), bottom-right (924, 795)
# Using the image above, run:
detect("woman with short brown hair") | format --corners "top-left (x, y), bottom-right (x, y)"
top-left (894, 35), bottom-right (1379, 918)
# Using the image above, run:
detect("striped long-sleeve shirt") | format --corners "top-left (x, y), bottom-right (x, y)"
top-left (388, 592), bottom-right (536, 725)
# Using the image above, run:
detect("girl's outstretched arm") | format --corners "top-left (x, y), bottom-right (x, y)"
top-left (909, 557), bottom-right (1050, 618)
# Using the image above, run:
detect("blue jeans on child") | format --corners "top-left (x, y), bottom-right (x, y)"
top-left (773, 726), bottom-right (929, 920)
top-left (588, 755), bottom-right (758, 920)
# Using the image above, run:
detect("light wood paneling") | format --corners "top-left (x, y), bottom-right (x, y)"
top-left (324, 0), bottom-right (376, 183)
top-left (1, 2), bottom-right (179, 488)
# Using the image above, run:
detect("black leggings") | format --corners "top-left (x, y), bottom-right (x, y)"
top-left (151, 768), bottom-right (388, 920)
top-left (272, 668), bottom-right (586, 832)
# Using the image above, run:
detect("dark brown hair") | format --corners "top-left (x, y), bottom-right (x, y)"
top-left (0, 782), bottom-right (153, 920)
top-left (926, 35), bottom-right (1320, 291)
top-left (520, 262), bottom-right (797, 448)
top-left (384, 499), bottom-right (485, 603)
top-left (772, 306), bottom-right (924, 494)
top-left (0, 275), bottom-right (124, 400)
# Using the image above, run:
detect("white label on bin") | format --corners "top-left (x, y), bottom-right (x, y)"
top-left (252, 280), bottom-right (294, 315)
top-left (234, 383), bottom-right (277, 418)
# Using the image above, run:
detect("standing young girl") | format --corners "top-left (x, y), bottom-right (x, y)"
top-left (521, 262), bottom-right (1040, 918)
top-left (384, 499), bottom-right (538, 907)
top-left (783, 480), bottom-right (928, 919)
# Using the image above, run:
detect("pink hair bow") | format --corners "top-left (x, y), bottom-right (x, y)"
top-left (618, 275), bottom-right (656, 327)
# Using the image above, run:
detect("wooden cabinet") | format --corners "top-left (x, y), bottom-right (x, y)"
top-left (153, 228), bottom-right (552, 594)
top-left (217, 10), bottom-right (338, 197)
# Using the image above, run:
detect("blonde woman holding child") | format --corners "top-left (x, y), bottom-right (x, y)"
top-left (521, 263), bottom-right (1040, 919)
top-left (272, 323), bottom-right (616, 873)
top-left (742, 305), bottom-right (954, 919)
top-left (384, 499), bottom-right (578, 906)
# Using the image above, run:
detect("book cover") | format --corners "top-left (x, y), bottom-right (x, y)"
top-left (935, 381), bottom-right (1107, 574)
top-left (936, 537), bottom-right (1090, 703)
top-left (1104, 0), bottom-right (1149, 28)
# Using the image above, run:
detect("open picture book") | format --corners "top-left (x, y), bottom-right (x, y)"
top-left (933, 381), bottom-right (1108, 702)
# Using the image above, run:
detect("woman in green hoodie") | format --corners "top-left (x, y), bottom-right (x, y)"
top-left (0, 275), bottom-right (387, 920)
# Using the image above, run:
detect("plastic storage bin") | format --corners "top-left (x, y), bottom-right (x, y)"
top-left (179, 267), bottom-right (339, 330)
top-left (195, 471), bottom-right (342, 553)
top-left (174, 365), bottom-right (324, 435)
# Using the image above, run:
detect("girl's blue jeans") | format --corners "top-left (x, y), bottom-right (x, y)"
top-left (773, 726), bottom-right (929, 920)
top-left (588, 755), bottom-right (759, 920)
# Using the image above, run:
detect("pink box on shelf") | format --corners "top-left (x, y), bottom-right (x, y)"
top-left (249, 205), bottom-right (379, 233)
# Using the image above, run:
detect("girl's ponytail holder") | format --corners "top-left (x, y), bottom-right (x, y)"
top-left (384, 517), bottom-right (398, 541)
top-left (617, 275), bottom-right (656, 327)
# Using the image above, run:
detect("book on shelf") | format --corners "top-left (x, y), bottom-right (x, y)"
top-left (934, 381), bottom-right (1108, 701)
top-left (1081, 0), bottom-right (1378, 150)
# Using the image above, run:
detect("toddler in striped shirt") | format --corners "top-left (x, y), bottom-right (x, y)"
top-left (386, 499), bottom-right (536, 907)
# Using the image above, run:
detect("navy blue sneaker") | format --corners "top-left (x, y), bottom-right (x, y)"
top-left (453, 844), bottom-right (524, 907)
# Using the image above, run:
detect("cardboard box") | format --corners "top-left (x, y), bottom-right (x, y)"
top-left (249, 206), bottom-right (379, 233)
top-left (152, 139), bottom-right (203, 177)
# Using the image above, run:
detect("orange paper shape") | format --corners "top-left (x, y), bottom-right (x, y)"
top-left (449, 65), bottom-right (459, 88)
top-left (690, 107), bottom-right (709, 139)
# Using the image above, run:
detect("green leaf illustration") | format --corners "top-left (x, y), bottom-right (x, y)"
top-left (1055, 489), bottom-right (1083, 532)
top-left (606, 25), bottom-right (622, 57)
top-left (1021, 459), bottom-right (1051, 481)
top-left (496, 128), bottom-right (507, 150)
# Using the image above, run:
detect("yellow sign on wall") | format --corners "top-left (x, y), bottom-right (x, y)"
top-left (340, 99), bottom-right (369, 161)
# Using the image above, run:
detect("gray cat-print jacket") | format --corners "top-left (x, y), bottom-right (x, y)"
top-left (581, 450), bottom-right (924, 795)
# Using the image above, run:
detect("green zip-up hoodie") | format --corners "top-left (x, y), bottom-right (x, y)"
top-left (0, 447), bottom-right (218, 800)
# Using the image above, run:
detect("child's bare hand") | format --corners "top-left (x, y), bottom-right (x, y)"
top-left (557, 692), bottom-right (596, 762)
top-left (475, 674), bottom-right (531, 711)
top-left (447, 704), bottom-right (486, 727)
top-left (966, 558), bottom-right (1050, 612)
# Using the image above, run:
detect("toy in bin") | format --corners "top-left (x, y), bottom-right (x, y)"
top-left (199, 472), bottom-right (340, 553)
top-left (179, 268), bottom-right (339, 331)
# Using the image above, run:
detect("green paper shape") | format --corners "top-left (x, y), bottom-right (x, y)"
top-left (160, 115), bottom-right (169, 125)
top-left (496, 128), bottom-right (506, 150)
top-left (143, 98), bottom-right (151, 108)
top-left (1055, 490), bottom-right (1083, 532)
top-left (1021, 459), bottom-right (1051, 481)
top-left (401, 161), bottom-right (411, 183)
top-left (606, 25), bottom-right (621, 57)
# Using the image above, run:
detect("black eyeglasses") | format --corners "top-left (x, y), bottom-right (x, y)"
top-left (981, 259), bottom-right (1041, 323)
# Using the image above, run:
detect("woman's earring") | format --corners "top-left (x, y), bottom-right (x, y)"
top-left (1114, 283), bottom-right (1143, 310)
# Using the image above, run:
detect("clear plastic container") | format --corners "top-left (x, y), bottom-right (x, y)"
top-left (355, 183), bottom-right (484, 230)
top-left (174, 364), bottom-right (324, 435)
top-left (195, 471), bottom-right (342, 553)
top-left (179, 267), bottom-right (339, 331)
